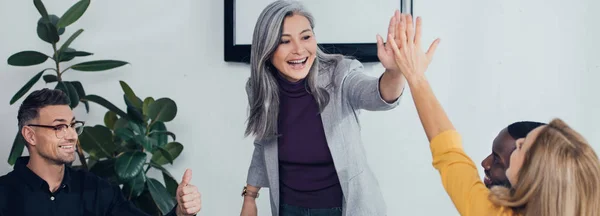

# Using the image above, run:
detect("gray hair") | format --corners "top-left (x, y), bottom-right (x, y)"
top-left (244, 0), bottom-right (345, 140)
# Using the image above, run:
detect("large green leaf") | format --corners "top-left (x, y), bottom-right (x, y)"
top-left (132, 191), bottom-right (162, 216)
top-left (134, 135), bottom-right (155, 152)
top-left (113, 117), bottom-right (129, 131)
top-left (36, 17), bottom-right (59, 43)
top-left (120, 81), bottom-right (142, 109)
top-left (59, 49), bottom-right (93, 62)
top-left (57, 29), bottom-right (83, 57)
top-left (147, 98), bottom-right (177, 123)
top-left (43, 74), bottom-right (58, 83)
top-left (56, 0), bottom-right (90, 29)
top-left (89, 158), bottom-right (119, 184)
top-left (151, 142), bottom-right (183, 166)
top-left (69, 81), bottom-right (89, 112)
top-left (48, 15), bottom-right (65, 35)
top-left (65, 82), bottom-right (80, 108)
top-left (148, 161), bottom-right (178, 197)
top-left (79, 125), bottom-right (117, 158)
top-left (115, 128), bottom-right (135, 143)
top-left (34, 0), bottom-right (49, 21)
top-left (9, 69), bottom-right (47, 105)
top-left (104, 111), bottom-right (118, 130)
top-left (83, 94), bottom-right (129, 118)
top-left (54, 81), bottom-right (78, 108)
top-left (149, 122), bottom-right (168, 147)
top-left (147, 178), bottom-right (176, 215)
top-left (7, 132), bottom-right (26, 165)
top-left (71, 60), bottom-right (129, 72)
top-left (142, 97), bottom-right (154, 116)
top-left (125, 96), bottom-right (144, 124)
top-left (123, 171), bottom-right (146, 199)
top-left (7, 51), bottom-right (48, 66)
top-left (115, 151), bottom-right (147, 182)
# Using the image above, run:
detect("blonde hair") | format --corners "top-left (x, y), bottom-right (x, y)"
top-left (488, 118), bottom-right (600, 216)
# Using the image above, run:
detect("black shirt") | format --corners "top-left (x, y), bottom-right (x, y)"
top-left (0, 157), bottom-right (177, 216)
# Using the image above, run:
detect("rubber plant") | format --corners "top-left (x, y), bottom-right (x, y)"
top-left (79, 80), bottom-right (184, 216)
top-left (6, 0), bottom-right (128, 166)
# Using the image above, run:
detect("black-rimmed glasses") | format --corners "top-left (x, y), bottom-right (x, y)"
top-left (27, 121), bottom-right (85, 139)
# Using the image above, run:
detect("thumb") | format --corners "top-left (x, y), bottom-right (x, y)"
top-left (376, 34), bottom-right (385, 55)
top-left (180, 168), bottom-right (192, 186)
top-left (426, 38), bottom-right (441, 60)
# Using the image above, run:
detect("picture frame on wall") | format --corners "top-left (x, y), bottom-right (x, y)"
top-left (224, 0), bottom-right (413, 63)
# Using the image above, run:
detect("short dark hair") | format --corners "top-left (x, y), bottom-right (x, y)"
top-left (17, 88), bottom-right (70, 129)
top-left (507, 121), bottom-right (547, 140)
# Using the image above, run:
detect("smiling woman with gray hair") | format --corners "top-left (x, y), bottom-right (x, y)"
top-left (239, 1), bottom-right (408, 216)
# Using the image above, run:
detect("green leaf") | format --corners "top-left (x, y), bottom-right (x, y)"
top-left (8, 132), bottom-right (26, 165)
top-left (10, 69), bottom-right (47, 105)
top-left (125, 96), bottom-right (144, 124)
top-left (79, 125), bottom-right (117, 158)
top-left (131, 191), bottom-right (162, 215)
top-left (57, 29), bottom-right (83, 57)
top-left (59, 49), bottom-right (93, 62)
top-left (134, 135), bottom-right (155, 152)
top-left (83, 94), bottom-right (129, 118)
top-left (124, 171), bottom-right (146, 198)
top-left (36, 17), bottom-right (59, 43)
top-left (115, 151), bottom-right (147, 182)
top-left (156, 147), bottom-right (174, 165)
top-left (142, 97), bottom-right (154, 116)
top-left (120, 81), bottom-right (142, 109)
top-left (89, 158), bottom-right (119, 184)
top-left (54, 81), bottom-right (78, 108)
top-left (56, 0), bottom-right (90, 29)
top-left (149, 122), bottom-right (167, 147)
top-left (147, 98), bottom-right (177, 123)
top-left (69, 81), bottom-right (89, 112)
top-left (163, 172), bottom-right (178, 197)
top-left (48, 15), bottom-right (65, 35)
top-left (115, 128), bottom-right (135, 142)
top-left (43, 74), bottom-right (58, 83)
top-left (104, 111), bottom-right (118, 130)
top-left (147, 178), bottom-right (176, 215)
top-left (147, 161), bottom-right (178, 197)
top-left (148, 130), bottom-right (176, 141)
top-left (113, 117), bottom-right (129, 131)
top-left (7, 51), bottom-right (48, 66)
top-left (151, 142), bottom-right (183, 166)
top-left (64, 82), bottom-right (80, 108)
top-left (34, 0), bottom-right (49, 21)
top-left (71, 60), bottom-right (129, 72)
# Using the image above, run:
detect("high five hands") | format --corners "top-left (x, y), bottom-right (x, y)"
top-left (376, 10), bottom-right (440, 81)
top-left (175, 169), bottom-right (202, 216)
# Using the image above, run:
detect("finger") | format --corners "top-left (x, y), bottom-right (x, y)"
top-left (181, 192), bottom-right (201, 203)
top-left (387, 14), bottom-right (396, 39)
top-left (426, 38), bottom-right (441, 60)
top-left (181, 185), bottom-right (198, 196)
top-left (376, 34), bottom-right (386, 55)
top-left (184, 206), bottom-right (202, 215)
top-left (414, 16), bottom-right (422, 45)
top-left (406, 14), bottom-right (415, 45)
top-left (182, 199), bottom-right (199, 209)
top-left (180, 169), bottom-right (192, 186)
top-left (395, 10), bottom-right (402, 39)
top-left (398, 14), bottom-right (407, 48)
top-left (388, 34), bottom-right (402, 57)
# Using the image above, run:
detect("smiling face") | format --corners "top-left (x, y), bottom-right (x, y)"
top-left (22, 105), bottom-right (79, 165)
top-left (270, 13), bottom-right (317, 82)
top-left (481, 128), bottom-right (516, 188)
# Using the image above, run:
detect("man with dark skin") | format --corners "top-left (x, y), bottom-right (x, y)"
top-left (481, 121), bottom-right (546, 188)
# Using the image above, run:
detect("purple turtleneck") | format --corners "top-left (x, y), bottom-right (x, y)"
top-left (276, 72), bottom-right (343, 208)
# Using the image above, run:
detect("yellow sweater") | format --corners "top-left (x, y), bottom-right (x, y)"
top-left (430, 130), bottom-right (514, 216)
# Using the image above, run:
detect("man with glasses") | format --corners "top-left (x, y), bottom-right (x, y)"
top-left (0, 88), bottom-right (202, 216)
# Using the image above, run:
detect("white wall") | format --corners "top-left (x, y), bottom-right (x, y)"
top-left (0, 0), bottom-right (597, 215)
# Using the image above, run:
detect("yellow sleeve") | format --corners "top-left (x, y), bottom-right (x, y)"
top-left (430, 130), bottom-right (514, 216)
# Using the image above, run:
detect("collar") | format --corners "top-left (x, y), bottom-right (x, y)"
top-left (14, 156), bottom-right (72, 193)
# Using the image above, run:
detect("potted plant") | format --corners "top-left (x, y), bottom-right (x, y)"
top-left (6, 0), bottom-right (128, 166)
top-left (81, 81), bottom-right (184, 215)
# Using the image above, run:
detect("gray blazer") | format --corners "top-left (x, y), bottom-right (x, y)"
top-left (245, 58), bottom-right (402, 216)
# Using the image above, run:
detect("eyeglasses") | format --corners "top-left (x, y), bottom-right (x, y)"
top-left (27, 121), bottom-right (85, 139)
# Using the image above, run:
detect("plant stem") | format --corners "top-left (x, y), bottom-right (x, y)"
top-left (76, 139), bottom-right (88, 170)
top-left (52, 43), bottom-right (61, 81)
top-left (144, 165), bottom-right (151, 174)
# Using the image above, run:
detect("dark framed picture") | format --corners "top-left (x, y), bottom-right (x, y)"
top-left (224, 0), bottom-right (413, 63)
